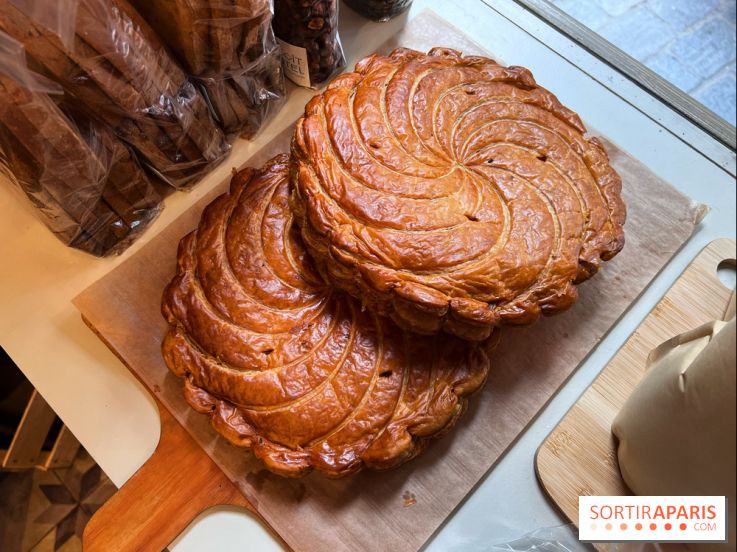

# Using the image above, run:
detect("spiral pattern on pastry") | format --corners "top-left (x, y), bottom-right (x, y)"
top-left (291, 47), bottom-right (626, 341)
top-left (161, 155), bottom-right (490, 478)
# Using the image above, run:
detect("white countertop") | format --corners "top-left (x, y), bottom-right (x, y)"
top-left (1, 1), bottom-right (734, 550)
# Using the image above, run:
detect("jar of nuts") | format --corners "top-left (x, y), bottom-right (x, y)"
top-left (273, 0), bottom-right (346, 88)
top-left (344, 0), bottom-right (412, 21)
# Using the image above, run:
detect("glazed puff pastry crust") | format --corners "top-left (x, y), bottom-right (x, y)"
top-left (291, 47), bottom-right (626, 341)
top-left (161, 155), bottom-right (490, 478)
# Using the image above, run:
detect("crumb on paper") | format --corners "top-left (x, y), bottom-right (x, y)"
top-left (402, 490), bottom-right (417, 507)
top-left (692, 202), bottom-right (710, 225)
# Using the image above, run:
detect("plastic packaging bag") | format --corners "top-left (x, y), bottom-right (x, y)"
top-left (0, 0), bottom-right (231, 189)
top-left (487, 525), bottom-right (583, 552)
top-left (0, 32), bottom-right (161, 257)
top-left (129, 0), bottom-right (285, 138)
top-left (273, 0), bottom-right (346, 88)
top-left (458, 525), bottom-right (663, 552)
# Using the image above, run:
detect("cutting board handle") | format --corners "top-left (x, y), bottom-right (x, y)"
top-left (83, 402), bottom-right (255, 551)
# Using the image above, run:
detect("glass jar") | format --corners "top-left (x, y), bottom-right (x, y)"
top-left (344, 0), bottom-right (412, 22)
top-left (273, 0), bottom-right (346, 88)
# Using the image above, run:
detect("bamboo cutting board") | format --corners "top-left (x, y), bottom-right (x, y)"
top-left (536, 238), bottom-right (736, 526)
top-left (73, 11), bottom-right (706, 552)
top-left (82, 400), bottom-right (279, 551)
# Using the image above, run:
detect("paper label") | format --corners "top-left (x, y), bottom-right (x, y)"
top-left (277, 38), bottom-right (311, 88)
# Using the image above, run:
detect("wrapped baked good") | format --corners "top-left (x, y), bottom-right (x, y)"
top-left (161, 155), bottom-right (491, 477)
top-left (273, 0), bottom-right (345, 88)
top-left (0, 32), bottom-right (161, 256)
top-left (0, 0), bottom-right (231, 189)
top-left (613, 303), bottom-right (736, 547)
top-left (129, 0), bottom-right (285, 138)
top-left (291, 47), bottom-right (626, 340)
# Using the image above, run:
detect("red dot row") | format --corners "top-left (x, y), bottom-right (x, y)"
top-left (596, 523), bottom-right (689, 530)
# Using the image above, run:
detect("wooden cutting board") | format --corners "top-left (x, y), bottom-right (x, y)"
top-left (536, 238), bottom-right (736, 527)
top-left (72, 11), bottom-right (706, 552)
top-left (82, 399), bottom-right (286, 551)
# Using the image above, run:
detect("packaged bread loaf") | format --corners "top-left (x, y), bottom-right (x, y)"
top-left (129, 0), bottom-right (285, 138)
top-left (0, 0), bottom-right (230, 189)
top-left (273, 0), bottom-right (345, 88)
top-left (0, 32), bottom-right (161, 256)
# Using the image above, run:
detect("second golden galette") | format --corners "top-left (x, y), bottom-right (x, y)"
top-left (291, 47), bottom-right (626, 341)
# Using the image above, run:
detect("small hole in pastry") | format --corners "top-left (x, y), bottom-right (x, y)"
top-left (369, 142), bottom-right (381, 149)
top-left (465, 214), bottom-right (479, 222)
top-left (379, 371), bottom-right (393, 378)
top-left (485, 158), bottom-right (494, 165)
top-left (262, 348), bottom-right (274, 356)
top-left (465, 89), bottom-right (476, 95)
top-left (537, 154), bottom-right (548, 162)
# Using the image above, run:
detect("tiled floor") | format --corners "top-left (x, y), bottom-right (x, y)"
top-left (0, 448), bottom-right (116, 552)
top-left (550, 0), bottom-right (737, 125)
